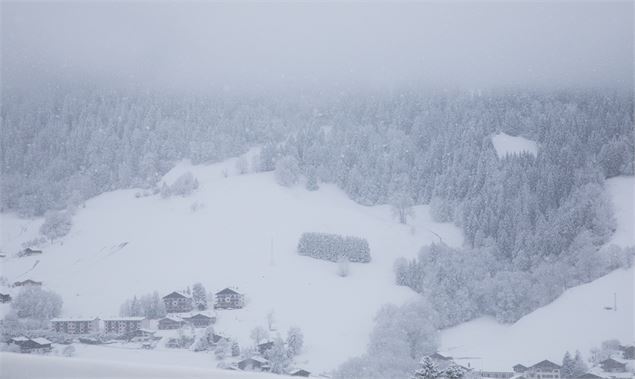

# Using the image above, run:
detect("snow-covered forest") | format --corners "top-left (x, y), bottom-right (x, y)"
top-left (1, 1), bottom-right (633, 378)
top-left (3, 88), bottom-right (632, 322)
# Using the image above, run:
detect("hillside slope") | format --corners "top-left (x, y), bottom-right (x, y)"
top-left (0, 153), bottom-right (462, 372)
top-left (440, 176), bottom-right (634, 371)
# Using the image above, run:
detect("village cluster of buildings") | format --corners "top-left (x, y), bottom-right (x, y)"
top-left (228, 356), bottom-right (310, 377)
top-left (6, 285), bottom-right (312, 376)
top-left (424, 348), bottom-right (634, 379)
top-left (44, 288), bottom-right (244, 337)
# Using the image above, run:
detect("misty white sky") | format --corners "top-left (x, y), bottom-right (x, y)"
top-left (2, 1), bottom-right (633, 92)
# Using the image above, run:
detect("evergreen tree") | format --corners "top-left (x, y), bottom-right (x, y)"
top-left (414, 356), bottom-right (439, 379)
top-left (561, 351), bottom-right (575, 378)
top-left (192, 283), bottom-right (208, 310)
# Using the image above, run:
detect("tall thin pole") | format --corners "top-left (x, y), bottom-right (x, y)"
top-left (614, 292), bottom-right (617, 312)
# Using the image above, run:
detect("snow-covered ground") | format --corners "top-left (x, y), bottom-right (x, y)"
top-left (0, 152), bottom-right (462, 373)
top-left (0, 352), bottom-right (287, 379)
top-left (491, 132), bottom-right (538, 158)
top-left (440, 266), bottom-right (633, 371)
top-left (440, 175), bottom-right (635, 371)
top-left (1, 155), bottom-right (631, 375)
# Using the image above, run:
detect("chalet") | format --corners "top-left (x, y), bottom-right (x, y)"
top-left (0, 293), bottom-right (11, 303)
top-left (182, 312), bottom-right (215, 328)
top-left (10, 336), bottom-right (52, 353)
top-left (13, 279), bottom-right (42, 287)
top-left (18, 248), bottom-right (43, 257)
top-left (51, 317), bottom-right (100, 334)
top-left (237, 356), bottom-right (270, 372)
top-left (514, 365), bottom-right (528, 374)
top-left (162, 291), bottom-right (193, 313)
top-left (620, 345), bottom-right (635, 360)
top-left (257, 340), bottom-right (275, 355)
top-left (288, 368), bottom-right (311, 377)
top-left (525, 360), bottom-right (561, 379)
top-left (102, 317), bottom-right (146, 334)
top-left (158, 316), bottom-right (185, 330)
top-left (599, 358), bottom-right (626, 373)
top-left (215, 288), bottom-right (244, 309)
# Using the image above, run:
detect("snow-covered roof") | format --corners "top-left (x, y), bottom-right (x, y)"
top-left (31, 337), bottom-right (52, 345)
top-left (160, 315), bottom-right (184, 322)
top-left (11, 336), bottom-right (29, 342)
top-left (530, 360), bottom-right (561, 370)
top-left (249, 356), bottom-right (269, 364)
top-left (288, 368), bottom-right (311, 375)
top-left (102, 317), bottom-right (145, 321)
top-left (216, 288), bottom-right (240, 295)
top-left (163, 291), bottom-right (191, 299)
top-left (184, 312), bottom-right (214, 319)
top-left (172, 310), bottom-right (216, 319)
top-left (51, 317), bottom-right (98, 322)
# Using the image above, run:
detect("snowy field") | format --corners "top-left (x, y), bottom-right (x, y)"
top-left (0, 152), bottom-right (462, 373)
top-left (491, 132), bottom-right (538, 158)
top-left (440, 176), bottom-right (635, 371)
top-left (0, 352), bottom-right (288, 379)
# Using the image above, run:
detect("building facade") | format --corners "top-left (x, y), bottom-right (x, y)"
top-left (215, 288), bottom-right (244, 309)
top-left (182, 312), bottom-right (215, 327)
top-left (51, 318), bottom-right (100, 334)
top-left (525, 360), bottom-right (562, 379)
top-left (163, 291), bottom-right (194, 313)
top-left (158, 316), bottom-right (185, 330)
top-left (10, 336), bottom-right (52, 353)
top-left (102, 317), bottom-right (146, 334)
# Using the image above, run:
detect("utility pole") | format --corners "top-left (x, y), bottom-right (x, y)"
top-left (614, 292), bottom-right (617, 312)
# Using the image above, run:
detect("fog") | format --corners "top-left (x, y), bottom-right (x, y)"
top-left (2, 1), bottom-right (633, 92)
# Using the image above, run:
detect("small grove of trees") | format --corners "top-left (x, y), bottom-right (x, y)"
top-left (414, 357), bottom-right (466, 379)
top-left (11, 287), bottom-right (63, 320)
top-left (39, 210), bottom-right (72, 240)
top-left (393, 242), bottom-right (633, 325)
top-left (264, 337), bottom-right (290, 374)
top-left (274, 155), bottom-right (301, 187)
top-left (246, 326), bottom-right (304, 374)
top-left (160, 171), bottom-right (199, 198)
top-left (192, 282), bottom-right (208, 310)
top-left (335, 300), bottom-right (439, 379)
top-left (297, 232), bottom-right (371, 263)
top-left (561, 351), bottom-right (588, 378)
top-left (119, 291), bottom-right (166, 319)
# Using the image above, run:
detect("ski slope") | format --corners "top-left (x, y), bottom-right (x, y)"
top-left (440, 176), bottom-right (635, 371)
top-left (491, 132), bottom-right (538, 158)
top-left (0, 152), bottom-right (462, 373)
